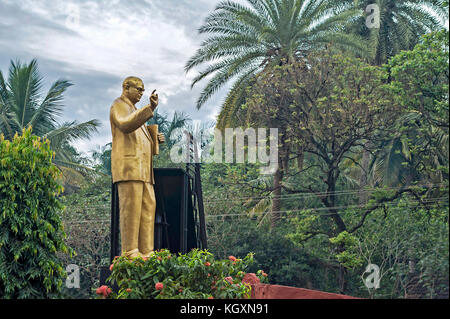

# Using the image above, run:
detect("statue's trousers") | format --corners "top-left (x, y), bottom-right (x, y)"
top-left (117, 181), bottom-right (156, 257)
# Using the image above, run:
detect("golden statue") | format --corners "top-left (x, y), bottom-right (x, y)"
top-left (110, 76), bottom-right (165, 259)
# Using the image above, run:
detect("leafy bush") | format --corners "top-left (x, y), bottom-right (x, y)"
top-left (207, 215), bottom-right (324, 290)
top-left (98, 249), bottom-right (268, 299)
top-left (0, 128), bottom-right (72, 298)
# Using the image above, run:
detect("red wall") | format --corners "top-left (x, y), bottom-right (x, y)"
top-left (251, 283), bottom-right (360, 299)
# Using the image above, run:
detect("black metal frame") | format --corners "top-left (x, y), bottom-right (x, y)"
top-left (154, 180), bottom-right (170, 252)
top-left (110, 183), bottom-right (120, 262)
top-left (185, 132), bottom-right (207, 250)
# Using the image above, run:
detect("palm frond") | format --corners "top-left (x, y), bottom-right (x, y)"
top-left (247, 196), bottom-right (272, 217)
top-left (8, 59), bottom-right (43, 128)
top-left (217, 68), bottom-right (258, 129)
top-left (53, 159), bottom-right (98, 178)
top-left (187, 0), bottom-right (375, 110)
top-left (44, 119), bottom-right (100, 150)
top-left (0, 72), bottom-right (16, 138)
top-left (195, 52), bottom-right (263, 109)
top-left (341, 0), bottom-right (447, 64)
top-left (28, 79), bottom-right (73, 136)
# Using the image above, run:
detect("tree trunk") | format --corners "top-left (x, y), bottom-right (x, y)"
top-left (271, 164), bottom-right (282, 228)
top-left (271, 133), bottom-right (288, 229)
top-left (339, 264), bottom-right (347, 295)
top-left (297, 147), bottom-right (304, 172)
top-left (359, 142), bottom-right (372, 204)
top-left (327, 169), bottom-right (348, 294)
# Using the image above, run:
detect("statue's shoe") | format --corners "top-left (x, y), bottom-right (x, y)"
top-left (141, 251), bottom-right (155, 259)
top-left (122, 248), bottom-right (141, 259)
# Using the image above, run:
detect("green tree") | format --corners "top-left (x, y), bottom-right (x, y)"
top-left (338, 0), bottom-right (448, 198)
top-left (0, 59), bottom-right (100, 172)
top-left (359, 30), bottom-right (449, 188)
top-left (0, 127), bottom-right (73, 298)
top-left (244, 50), bottom-right (406, 292)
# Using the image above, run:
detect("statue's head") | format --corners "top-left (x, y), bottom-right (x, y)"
top-left (122, 76), bottom-right (145, 104)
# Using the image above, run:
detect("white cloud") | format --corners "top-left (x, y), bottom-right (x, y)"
top-left (0, 0), bottom-right (234, 153)
top-left (10, 1), bottom-right (198, 85)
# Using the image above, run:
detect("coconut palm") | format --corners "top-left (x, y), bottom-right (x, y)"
top-left (185, 0), bottom-right (368, 119)
top-left (0, 59), bottom-right (100, 173)
top-left (341, 0), bottom-right (448, 65)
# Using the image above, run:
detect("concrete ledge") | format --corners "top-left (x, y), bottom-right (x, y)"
top-left (251, 283), bottom-right (360, 299)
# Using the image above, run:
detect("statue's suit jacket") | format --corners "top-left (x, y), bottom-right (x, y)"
top-left (110, 96), bottom-right (159, 184)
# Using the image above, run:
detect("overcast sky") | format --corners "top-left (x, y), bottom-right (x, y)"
top-left (0, 0), bottom-right (236, 154)
top-left (1, 0), bottom-right (447, 156)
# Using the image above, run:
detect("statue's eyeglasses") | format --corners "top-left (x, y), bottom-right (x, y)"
top-left (132, 87), bottom-right (145, 93)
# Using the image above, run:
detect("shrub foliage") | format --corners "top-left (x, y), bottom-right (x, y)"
top-left (0, 127), bottom-right (72, 298)
top-left (101, 249), bottom-right (268, 299)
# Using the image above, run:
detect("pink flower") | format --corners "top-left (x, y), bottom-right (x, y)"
top-left (208, 296), bottom-right (214, 299)
top-left (204, 262), bottom-right (211, 267)
top-left (228, 256), bottom-right (237, 262)
top-left (96, 285), bottom-right (112, 297)
top-left (225, 276), bottom-right (233, 284)
top-left (155, 282), bottom-right (164, 291)
top-left (109, 264), bottom-right (114, 271)
top-left (95, 286), bottom-right (104, 295)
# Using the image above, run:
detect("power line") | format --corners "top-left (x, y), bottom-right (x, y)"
top-left (204, 197), bottom-right (449, 219)
top-left (63, 184), bottom-right (447, 208)
top-left (63, 219), bottom-right (110, 224)
top-left (203, 183), bottom-right (448, 204)
top-left (62, 197), bottom-right (448, 223)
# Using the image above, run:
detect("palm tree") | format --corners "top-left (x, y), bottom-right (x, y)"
top-left (0, 59), bottom-right (100, 174)
top-left (147, 110), bottom-right (192, 149)
top-left (341, 0), bottom-right (448, 66)
top-left (186, 0), bottom-right (368, 117)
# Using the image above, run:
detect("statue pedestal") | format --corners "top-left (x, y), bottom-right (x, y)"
top-left (99, 266), bottom-right (118, 291)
